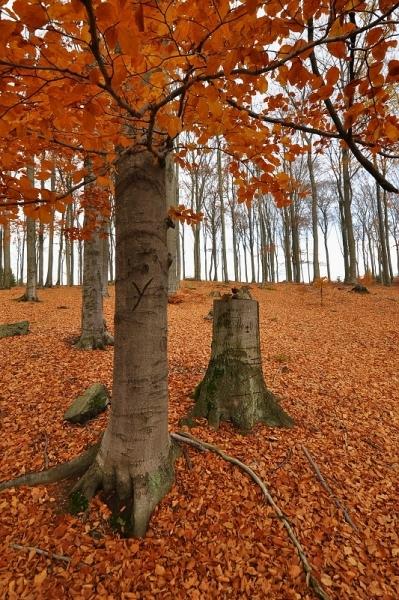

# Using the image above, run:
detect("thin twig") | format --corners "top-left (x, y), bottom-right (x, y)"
top-left (271, 448), bottom-right (293, 472)
top-left (171, 431), bottom-right (331, 600)
top-left (10, 543), bottom-right (71, 565)
top-left (301, 445), bottom-right (359, 533)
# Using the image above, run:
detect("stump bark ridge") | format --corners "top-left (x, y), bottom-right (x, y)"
top-left (188, 297), bottom-right (293, 431)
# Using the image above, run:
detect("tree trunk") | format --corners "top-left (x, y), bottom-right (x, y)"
top-left (21, 215), bottom-right (39, 301)
top-left (217, 139), bottom-right (229, 282)
top-left (165, 155), bottom-right (179, 294)
top-left (307, 145), bottom-right (320, 280)
top-left (323, 224), bottom-right (331, 281)
top-left (2, 221), bottom-right (12, 289)
top-left (290, 203), bottom-right (301, 283)
top-left (37, 222), bottom-right (44, 287)
top-left (341, 149), bottom-right (357, 283)
top-left (283, 207), bottom-right (292, 282)
top-left (247, 205), bottom-right (256, 283)
top-left (56, 212), bottom-right (64, 286)
top-left (45, 212), bottom-right (54, 287)
top-left (76, 206), bottom-right (113, 349)
top-left (73, 151), bottom-right (177, 537)
top-left (375, 180), bottom-right (390, 285)
top-left (65, 203), bottom-right (73, 286)
top-left (187, 296), bottom-right (293, 431)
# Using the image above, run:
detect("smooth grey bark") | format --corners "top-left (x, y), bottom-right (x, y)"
top-left (166, 155), bottom-right (179, 294)
top-left (65, 202), bottom-right (74, 286)
top-left (37, 222), bottom-right (44, 287)
top-left (73, 151), bottom-right (177, 537)
top-left (383, 186), bottom-right (393, 282)
top-left (289, 202), bottom-right (301, 283)
top-left (45, 168), bottom-right (56, 287)
top-left (187, 296), bottom-right (293, 431)
top-left (56, 212), bottom-right (64, 286)
top-left (20, 215), bottom-right (39, 301)
top-left (45, 213), bottom-right (54, 287)
top-left (282, 207), bottom-right (292, 282)
top-left (307, 144), bottom-right (320, 280)
top-left (341, 149), bottom-right (357, 284)
top-left (247, 204), bottom-right (256, 283)
top-left (2, 221), bottom-right (11, 289)
top-left (217, 139), bottom-right (229, 282)
top-left (19, 165), bottom-right (39, 301)
top-left (101, 227), bottom-right (109, 297)
top-left (230, 202), bottom-right (239, 282)
top-left (375, 180), bottom-right (390, 285)
top-left (75, 203), bottom-right (113, 350)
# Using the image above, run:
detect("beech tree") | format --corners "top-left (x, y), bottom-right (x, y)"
top-left (1, 0), bottom-right (399, 537)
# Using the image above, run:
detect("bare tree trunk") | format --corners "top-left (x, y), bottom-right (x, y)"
top-left (56, 213), bottom-right (64, 286)
top-left (19, 224), bottom-right (25, 285)
top-left (45, 168), bottom-right (56, 287)
top-left (74, 151), bottom-right (176, 537)
top-left (383, 188), bottom-right (394, 282)
top-left (20, 165), bottom-right (39, 301)
top-left (290, 203), bottom-right (301, 283)
top-left (37, 222), bottom-right (44, 287)
top-left (181, 226), bottom-right (186, 280)
top-left (166, 155), bottom-right (179, 294)
top-left (342, 149), bottom-right (357, 284)
top-left (65, 203), bottom-right (73, 286)
top-left (217, 139), bottom-right (228, 282)
top-left (324, 225), bottom-right (331, 281)
top-left (282, 207), bottom-right (292, 282)
top-left (76, 181), bottom-right (113, 349)
top-left (231, 207), bottom-right (239, 282)
top-left (375, 180), bottom-right (390, 286)
top-left (307, 144), bottom-right (320, 280)
top-left (247, 205), bottom-right (256, 283)
top-left (2, 221), bottom-right (12, 289)
top-left (45, 213), bottom-right (54, 287)
top-left (102, 232), bottom-right (109, 297)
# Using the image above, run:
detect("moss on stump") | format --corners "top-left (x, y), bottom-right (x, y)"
top-left (186, 296), bottom-right (293, 432)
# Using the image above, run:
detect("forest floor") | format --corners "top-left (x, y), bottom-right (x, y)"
top-left (0, 280), bottom-right (398, 600)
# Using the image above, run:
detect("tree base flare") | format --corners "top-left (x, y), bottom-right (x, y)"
top-left (0, 439), bottom-right (178, 538)
top-left (74, 331), bottom-right (114, 350)
top-left (186, 358), bottom-right (293, 431)
top-left (71, 442), bottom-right (179, 537)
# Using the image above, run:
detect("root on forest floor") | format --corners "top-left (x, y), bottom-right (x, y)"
top-left (0, 443), bottom-right (99, 492)
top-left (172, 431), bottom-right (332, 600)
top-left (1, 432), bottom-right (331, 599)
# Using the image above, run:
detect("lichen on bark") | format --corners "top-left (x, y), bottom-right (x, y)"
top-left (186, 297), bottom-right (293, 432)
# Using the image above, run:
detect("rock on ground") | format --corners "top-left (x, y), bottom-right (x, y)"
top-left (0, 321), bottom-right (29, 339)
top-left (64, 382), bottom-right (110, 424)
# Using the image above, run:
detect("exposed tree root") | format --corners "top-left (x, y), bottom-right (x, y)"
top-left (171, 431), bottom-right (331, 600)
top-left (74, 331), bottom-right (114, 350)
top-left (10, 543), bottom-right (72, 565)
top-left (16, 294), bottom-right (40, 302)
top-left (0, 443), bottom-right (99, 492)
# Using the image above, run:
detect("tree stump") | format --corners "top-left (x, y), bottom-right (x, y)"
top-left (187, 296), bottom-right (293, 431)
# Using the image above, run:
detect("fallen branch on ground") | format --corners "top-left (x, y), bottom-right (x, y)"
top-left (172, 431), bottom-right (331, 600)
top-left (10, 543), bottom-right (71, 565)
top-left (301, 445), bottom-right (359, 533)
